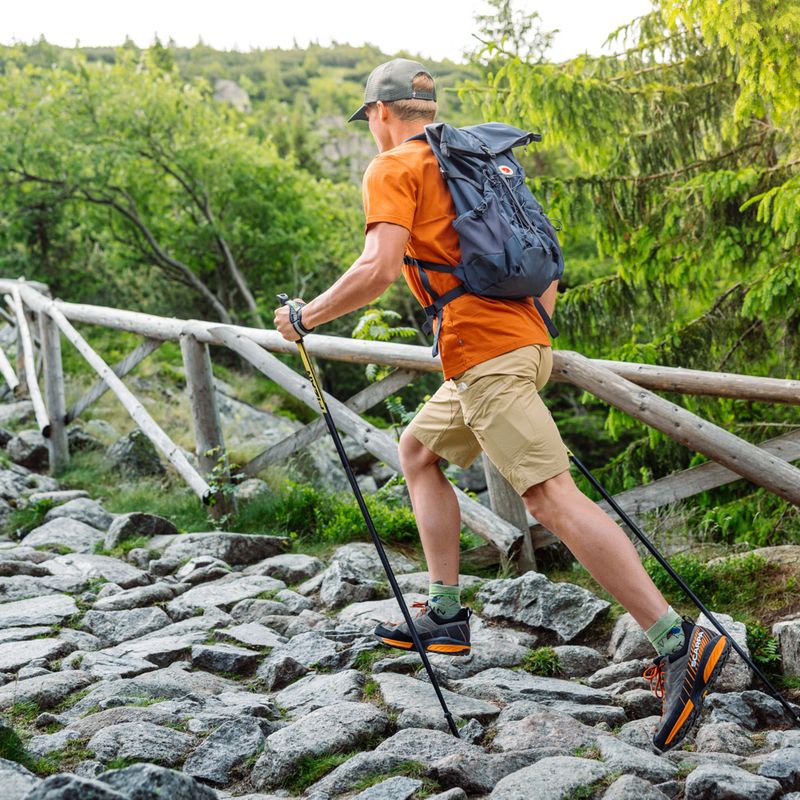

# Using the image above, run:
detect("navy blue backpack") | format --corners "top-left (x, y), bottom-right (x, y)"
top-left (406, 122), bottom-right (564, 356)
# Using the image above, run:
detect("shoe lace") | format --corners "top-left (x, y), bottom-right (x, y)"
top-left (644, 661), bottom-right (666, 715)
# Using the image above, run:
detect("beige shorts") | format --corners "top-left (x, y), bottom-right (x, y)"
top-left (406, 345), bottom-right (570, 495)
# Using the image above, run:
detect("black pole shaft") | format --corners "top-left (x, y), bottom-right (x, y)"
top-left (569, 451), bottom-right (799, 727)
top-left (278, 296), bottom-right (460, 736)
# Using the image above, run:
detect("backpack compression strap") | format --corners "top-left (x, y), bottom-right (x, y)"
top-left (404, 255), bottom-right (560, 357)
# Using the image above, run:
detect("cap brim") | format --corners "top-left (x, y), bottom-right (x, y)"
top-left (348, 105), bottom-right (368, 122)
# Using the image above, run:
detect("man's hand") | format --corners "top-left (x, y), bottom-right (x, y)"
top-left (274, 297), bottom-right (305, 342)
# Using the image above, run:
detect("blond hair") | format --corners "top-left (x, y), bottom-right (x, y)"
top-left (386, 72), bottom-right (437, 122)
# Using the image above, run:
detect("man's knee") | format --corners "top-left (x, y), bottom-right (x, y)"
top-left (398, 428), bottom-right (439, 474)
top-left (522, 470), bottom-right (574, 523)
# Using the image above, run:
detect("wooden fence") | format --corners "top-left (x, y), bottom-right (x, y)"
top-left (1, 277), bottom-right (799, 572)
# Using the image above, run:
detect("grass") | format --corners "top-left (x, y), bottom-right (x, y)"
top-left (31, 739), bottom-right (93, 776)
top-left (351, 760), bottom-right (439, 796)
top-left (352, 646), bottom-right (393, 673)
top-left (6, 498), bottom-right (56, 539)
top-left (283, 751), bottom-right (358, 794)
top-left (521, 647), bottom-right (562, 677)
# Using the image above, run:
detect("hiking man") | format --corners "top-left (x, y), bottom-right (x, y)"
top-left (274, 58), bottom-right (730, 752)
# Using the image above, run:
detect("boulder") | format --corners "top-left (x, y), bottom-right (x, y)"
top-left (23, 517), bottom-right (105, 554)
top-left (44, 498), bottom-right (113, 531)
top-left (106, 430), bottom-right (165, 477)
top-left (99, 762), bottom-right (218, 799)
top-left (431, 749), bottom-right (547, 795)
top-left (491, 703), bottom-right (599, 752)
top-left (609, 613), bottom-right (654, 662)
top-left (7, 430), bottom-right (48, 470)
top-left (758, 747), bottom-right (800, 792)
top-left (161, 532), bottom-right (287, 566)
top-left (694, 721), bottom-right (754, 755)
top-left (234, 477), bottom-right (270, 502)
top-left (0, 756), bottom-right (41, 800)
top-left (190, 642), bottom-right (261, 674)
top-left (183, 717), bottom-right (266, 785)
top-left (88, 721), bottom-right (196, 766)
top-left (0, 593), bottom-right (79, 629)
top-left (45, 553), bottom-right (148, 589)
top-left (80, 607), bottom-right (171, 647)
top-left (352, 776), bottom-right (422, 800)
top-left (0, 637), bottom-right (74, 672)
top-left (274, 669), bottom-right (364, 717)
top-left (243, 552), bottom-right (325, 583)
top-left (603, 774), bottom-right (672, 800)
top-left (166, 574), bottom-right (285, 618)
top-left (489, 755), bottom-right (609, 799)
top-left (596, 736), bottom-right (678, 783)
top-left (23, 775), bottom-right (128, 799)
top-left (251, 701), bottom-right (389, 790)
top-left (0, 670), bottom-right (92, 710)
top-left (774, 616), bottom-right (800, 678)
top-left (551, 644), bottom-right (607, 678)
top-left (476, 571), bottom-right (609, 641)
top-left (104, 512), bottom-right (177, 550)
top-left (684, 762), bottom-right (782, 799)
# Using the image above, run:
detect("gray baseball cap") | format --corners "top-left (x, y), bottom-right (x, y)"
top-left (348, 58), bottom-right (436, 122)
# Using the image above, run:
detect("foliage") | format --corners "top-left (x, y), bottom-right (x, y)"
top-left (747, 622), bottom-right (782, 675)
top-left (6, 498), bottom-right (56, 540)
top-left (284, 751), bottom-right (359, 794)
top-left (522, 646), bottom-right (562, 677)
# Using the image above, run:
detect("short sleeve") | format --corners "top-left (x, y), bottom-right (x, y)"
top-left (362, 154), bottom-right (418, 233)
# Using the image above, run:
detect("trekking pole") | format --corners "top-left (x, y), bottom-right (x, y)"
top-left (277, 295), bottom-right (461, 737)
top-left (568, 450), bottom-right (800, 726)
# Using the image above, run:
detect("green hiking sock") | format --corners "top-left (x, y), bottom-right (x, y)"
top-left (646, 606), bottom-right (686, 657)
top-left (428, 581), bottom-right (461, 619)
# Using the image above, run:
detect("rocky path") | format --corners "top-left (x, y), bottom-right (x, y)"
top-left (1, 418), bottom-right (799, 798)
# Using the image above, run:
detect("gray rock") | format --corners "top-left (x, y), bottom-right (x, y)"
top-left (183, 717), bottom-right (266, 785)
top-left (104, 512), bottom-right (177, 550)
top-left (217, 622), bottom-right (286, 648)
top-left (167, 573), bottom-right (285, 618)
top-left (258, 631), bottom-right (345, 672)
top-left (586, 658), bottom-right (650, 688)
top-left (44, 498), bottom-right (113, 531)
top-left (0, 637), bottom-right (73, 671)
top-left (0, 574), bottom-right (84, 601)
top-left (106, 430), bottom-right (165, 477)
top-left (0, 468), bottom-right (28, 502)
top-left (0, 669), bottom-right (91, 710)
top-left (23, 774), bottom-right (129, 800)
top-left (230, 597), bottom-right (291, 621)
top-left (319, 559), bottom-right (383, 607)
top-left (695, 721), bottom-right (754, 755)
top-left (0, 593), bottom-right (78, 629)
top-left (431, 749), bottom-right (547, 794)
top-left (92, 582), bottom-right (179, 611)
top-left (552, 645), bottom-right (607, 678)
top-left (23, 517), bottom-right (105, 554)
top-left (274, 588), bottom-right (312, 612)
top-left (758, 746), bottom-right (800, 791)
top-left (451, 667), bottom-right (613, 707)
top-left (175, 556), bottom-right (231, 585)
top-left (489, 755), bottom-right (609, 799)
top-left (27, 490), bottom-right (89, 506)
top-left (0, 756), bottom-right (41, 800)
top-left (88, 721), bottom-right (196, 765)
top-left (0, 625), bottom-right (52, 643)
top-left (45, 553), bottom-right (148, 589)
top-left (492, 703), bottom-right (598, 752)
top-left (306, 751), bottom-right (409, 797)
top-left (0, 401), bottom-right (34, 428)
top-left (275, 669), bottom-right (364, 717)
top-left (477, 572), bottom-right (610, 641)
top-left (255, 653), bottom-right (309, 690)
top-left (597, 736), bottom-right (677, 782)
top-left (428, 791), bottom-right (467, 800)
top-left (162, 532), bottom-right (287, 567)
top-left (619, 687), bottom-right (662, 719)
top-left (352, 776), bottom-right (422, 800)
top-left (99, 762), bottom-right (218, 800)
top-left (251, 701), bottom-right (389, 789)
top-left (375, 672), bottom-right (500, 724)
top-left (26, 728), bottom-right (84, 758)
top-left (774, 616), bottom-right (800, 678)
top-left (234, 477), bottom-right (270, 503)
top-left (543, 700), bottom-right (627, 727)
top-left (615, 716), bottom-right (661, 751)
top-left (705, 690), bottom-right (795, 730)
top-left (376, 727), bottom-right (484, 764)
top-left (244, 553), bottom-right (325, 583)
top-left (684, 762), bottom-right (782, 799)
top-left (191, 642), bottom-right (261, 674)
top-left (603, 774), bottom-right (672, 800)
top-left (7, 430), bottom-right (48, 470)
top-left (80, 607), bottom-right (171, 646)
top-left (610, 613), bottom-right (654, 662)
top-left (697, 612), bottom-right (750, 691)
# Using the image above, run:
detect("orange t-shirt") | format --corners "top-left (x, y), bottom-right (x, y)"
top-left (362, 138), bottom-right (550, 380)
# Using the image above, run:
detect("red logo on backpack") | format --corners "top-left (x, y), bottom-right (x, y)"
top-left (498, 165), bottom-right (514, 175)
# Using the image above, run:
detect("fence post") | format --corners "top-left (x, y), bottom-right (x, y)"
top-left (180, 329), bottom-right (235, 519)
top-left (481, 455), bottom-right (537, 572)
top-left (39, 312), bottom-right (70, 473)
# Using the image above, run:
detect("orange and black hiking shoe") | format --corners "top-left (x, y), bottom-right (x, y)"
top-left (374, 601), bottom-right (471, 655)
top-left (645, 617), bottom-right (731, 752)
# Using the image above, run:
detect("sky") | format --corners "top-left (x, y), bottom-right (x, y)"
top-left (3, 0), bottom-right (654, 63)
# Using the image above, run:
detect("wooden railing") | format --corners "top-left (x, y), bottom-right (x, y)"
top-left (1, 277), bottom-right (799, 572)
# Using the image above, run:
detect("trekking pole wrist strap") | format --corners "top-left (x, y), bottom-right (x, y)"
top-left (287, 301), bottom-right (315, 337)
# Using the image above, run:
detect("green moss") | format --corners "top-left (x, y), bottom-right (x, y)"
top-left (522, 647), bottom-right (562, 677)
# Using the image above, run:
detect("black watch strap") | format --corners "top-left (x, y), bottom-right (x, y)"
top-left (287, 302), bottom-right (315, 337)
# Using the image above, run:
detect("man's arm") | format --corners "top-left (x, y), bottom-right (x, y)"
top-left (539, 278), bottom-right (559, 318)
top-left (274, 222), bottom-right (409, 340)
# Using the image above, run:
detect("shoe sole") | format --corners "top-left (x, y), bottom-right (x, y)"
top-left (376, 635), bottom-right (471, 655)
top-left (656, 635), bottom-right (731, 752)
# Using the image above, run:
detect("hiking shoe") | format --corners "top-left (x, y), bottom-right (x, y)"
top-left (374, 601), bottom-right (471, 655)
top-left (645, 617), bottom-right (731, 752)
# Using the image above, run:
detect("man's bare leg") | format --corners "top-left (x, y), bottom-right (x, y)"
top-left (523, 469), bottom-right (668, 629)
top-left (398, 429), bottom-right (461, 585)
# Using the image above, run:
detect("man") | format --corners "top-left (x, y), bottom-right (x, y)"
top-left (274, 58), bottom-right (730, 752)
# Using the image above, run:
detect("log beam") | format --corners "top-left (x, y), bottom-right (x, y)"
top-left (39, 312), bottom-right (69, 473)
top-left (9, 290), bottom-right (49, 435)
